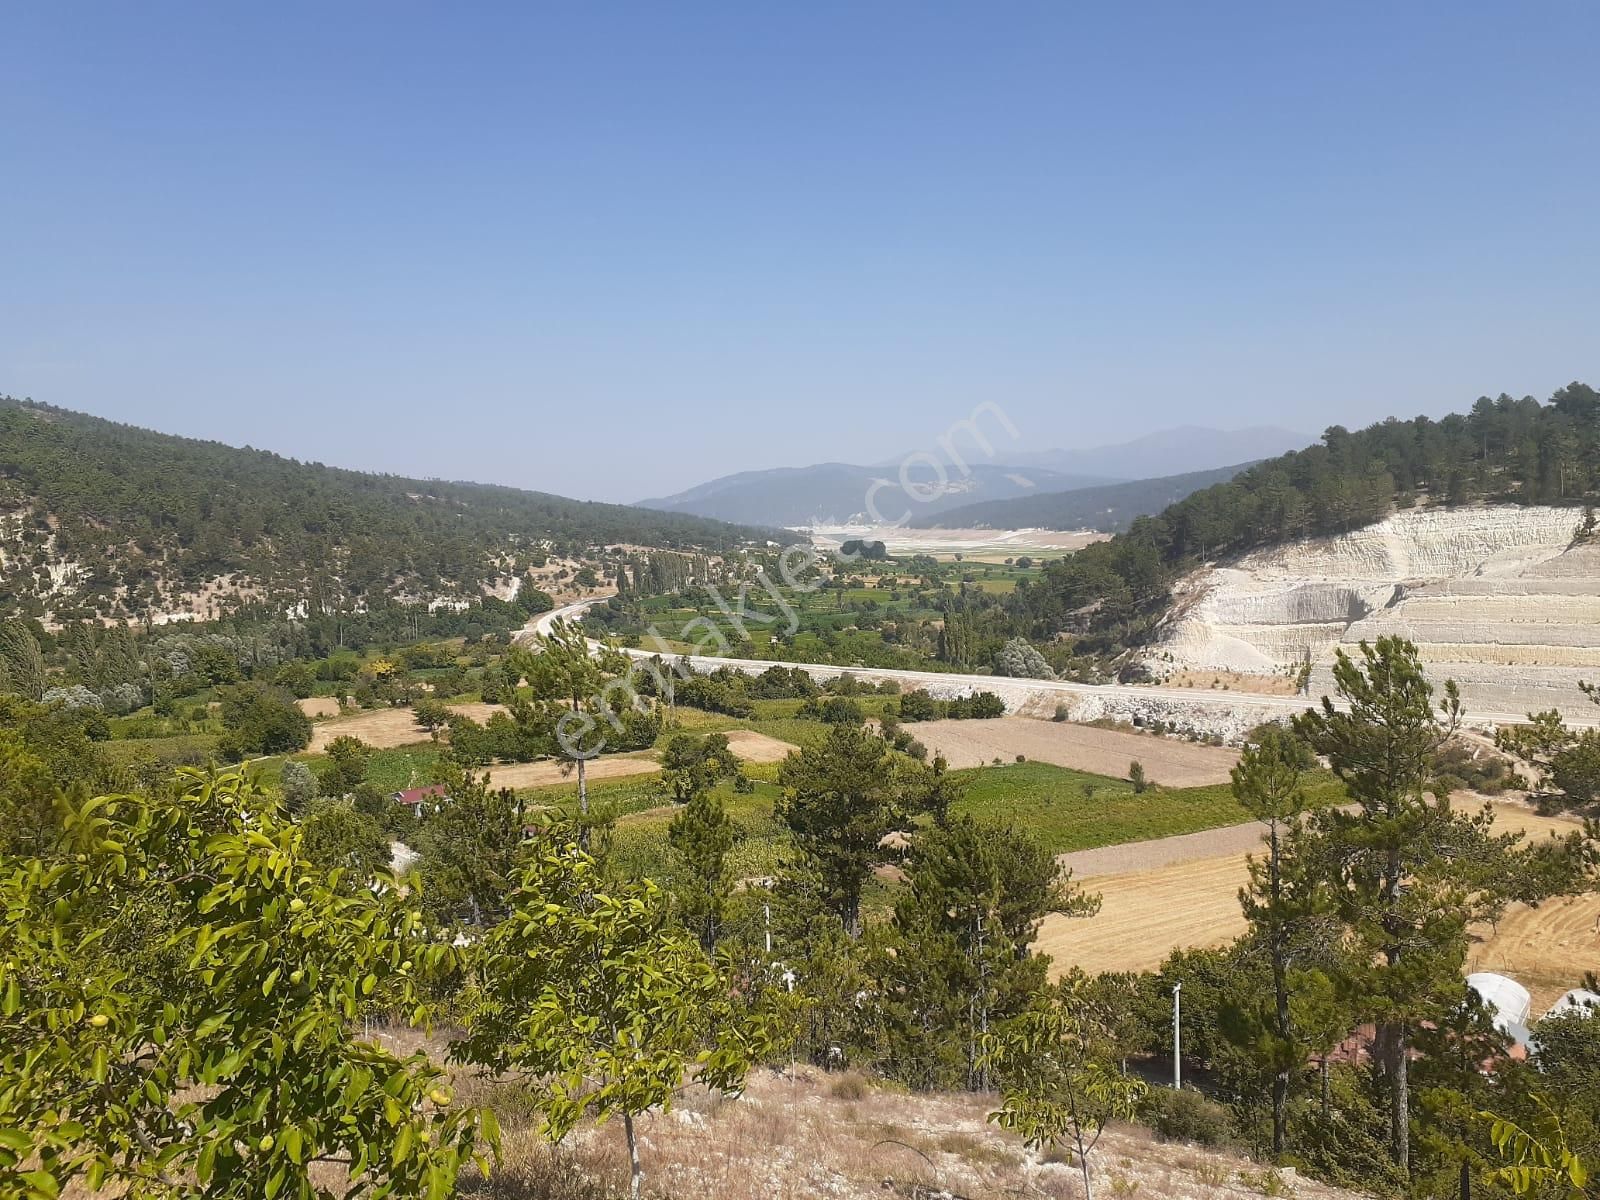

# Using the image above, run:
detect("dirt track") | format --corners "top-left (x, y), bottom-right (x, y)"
top-left (912, 716), bottom-right (1239, 786)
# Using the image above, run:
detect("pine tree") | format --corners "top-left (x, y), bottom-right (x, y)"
top-left (1293, 637), bottom-right (1519, 1174)
top-left (668, 790), bottom-right (735, 953)
top-left (877, 816), bottom-right (1096, 1090)
top-left (776, 721), bottom-right (906, 937)
top-left (514, 620), bottom-right (632, 843)
top-left (1227, 727), bottom-right (1328, 1158)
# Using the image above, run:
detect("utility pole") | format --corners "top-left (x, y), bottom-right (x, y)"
top-left (764, 903), bottom-right (772, 956)
top-left (1172, 982), bottom-right (1183, 1090)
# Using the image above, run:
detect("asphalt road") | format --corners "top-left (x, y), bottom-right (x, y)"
top-left (518, 597), bottom-right (1581, 730)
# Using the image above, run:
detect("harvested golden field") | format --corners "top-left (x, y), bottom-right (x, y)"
top-left (1038, 852), bottom-right (1252, 976)
top-left (484, 753), bottom-right (659, 790)
top-left (307, 702), bottom-right (506, 751)
top-left (1469, 892), bottom-right (1600, 1015)
top-left (1038, 799), bottom-right (1593, 983)
top-left (913, 715), bottom-right (1239, 785)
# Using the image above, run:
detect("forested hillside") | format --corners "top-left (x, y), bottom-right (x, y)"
top-left (1008, 383), bottom-right (1600, 657)
top-left (910, 462), bottom-right (1251, 532)
top-left (0, 397), bottom-right (781, 624)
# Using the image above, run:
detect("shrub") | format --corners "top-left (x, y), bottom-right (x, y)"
top-left (993, 636), bottom-right (1056, 680)
top-left (815, 696), bottom-right (864, 725)
top-left (42, 684), bottom-right (102, 711)
top-left (829, 1072), bottom-right (869, 1101)
top-left (1053, 701), bottom-right (1071, 722)
top-left (1138, 1086), bottom-right (1235, 1147)
top-left (280, 759), bottom-right (320, 815)
top-left (216, 681), bottom-right (313, 758)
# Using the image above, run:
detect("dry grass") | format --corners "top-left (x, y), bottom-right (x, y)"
top-left (297, 696), bottom-right (343, 719)
top-left (911, 717), bottom-right (1239, 786)
top-left (451, 1065), bottom-right (1364, 1200)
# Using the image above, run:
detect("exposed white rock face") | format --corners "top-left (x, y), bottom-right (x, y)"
top-left (1147, 506), bottom-right (1600, 720)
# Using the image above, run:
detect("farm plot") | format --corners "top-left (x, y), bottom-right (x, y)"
top-left (485, 729), bottom-right (797, 792)
top-left (1036, 799), bottom-right (1593, 982)
top-left (1469, 892), bottom-right (1600, 1016)
top-left (913, 716), bottom-right (1239, 786)
top-left (1037, 852), bottom-right (1253, 977)
top-left (307, 702), bottom-right (506, 751)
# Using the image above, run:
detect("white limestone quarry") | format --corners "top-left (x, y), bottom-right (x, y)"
top-left (1146, 505), bottom-right (1600, 721)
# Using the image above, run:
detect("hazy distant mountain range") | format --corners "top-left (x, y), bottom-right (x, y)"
top-left (998, 425), bottom-right (1311, 479)
top-left (634, 462), bottom-right (1118, 528)
top-left (908, 463), bottom-right (1254, 532)
top-left (638, 426), bottom-right (1312, 528)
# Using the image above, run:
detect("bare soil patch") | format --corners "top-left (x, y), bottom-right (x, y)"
top-left (1160, 669), bottom-right (1300, 696)
top-left (1056, 819), bottom-right (1273, 879)
top-left (297, 697), bottom-right (342, 719)
top-left (488, 730), bottom-right (797, 792)
top-left (721, 729), bottom-right (798, 763)
top-left (307, 702), bottom-right (506, 752)
top-left (914, 716), bottom-right (1239, 786)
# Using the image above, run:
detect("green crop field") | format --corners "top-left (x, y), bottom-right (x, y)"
top-left (950, 761), bottom-right (1348, 854)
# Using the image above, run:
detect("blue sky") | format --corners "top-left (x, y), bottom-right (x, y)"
top-left (3, 3), bottom-right (1597, 501)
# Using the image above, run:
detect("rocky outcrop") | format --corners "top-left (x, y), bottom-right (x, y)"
top-left (1148, 505), bottom-right (1600, 720)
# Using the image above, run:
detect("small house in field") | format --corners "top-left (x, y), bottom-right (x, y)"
top-left (392, 784), bottom-right (449, 818)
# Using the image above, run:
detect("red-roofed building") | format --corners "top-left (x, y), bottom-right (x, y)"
top-left (392, 784), bottom-right (449, 818)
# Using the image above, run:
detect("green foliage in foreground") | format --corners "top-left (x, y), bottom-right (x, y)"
top-left (0, 768), bottom-right (490, 1200)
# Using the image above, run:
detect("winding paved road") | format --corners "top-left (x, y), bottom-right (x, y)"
top-left (519, 597), bottom-right (1583, 731)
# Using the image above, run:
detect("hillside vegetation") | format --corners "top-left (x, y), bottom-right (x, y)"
top-left (1007, 382), bottom-right (1600, 658)
top-left (0, 397), bottom-right (780, 625)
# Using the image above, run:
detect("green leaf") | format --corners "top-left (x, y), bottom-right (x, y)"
top-left (392, 1123), bottom-right (414, 1168)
